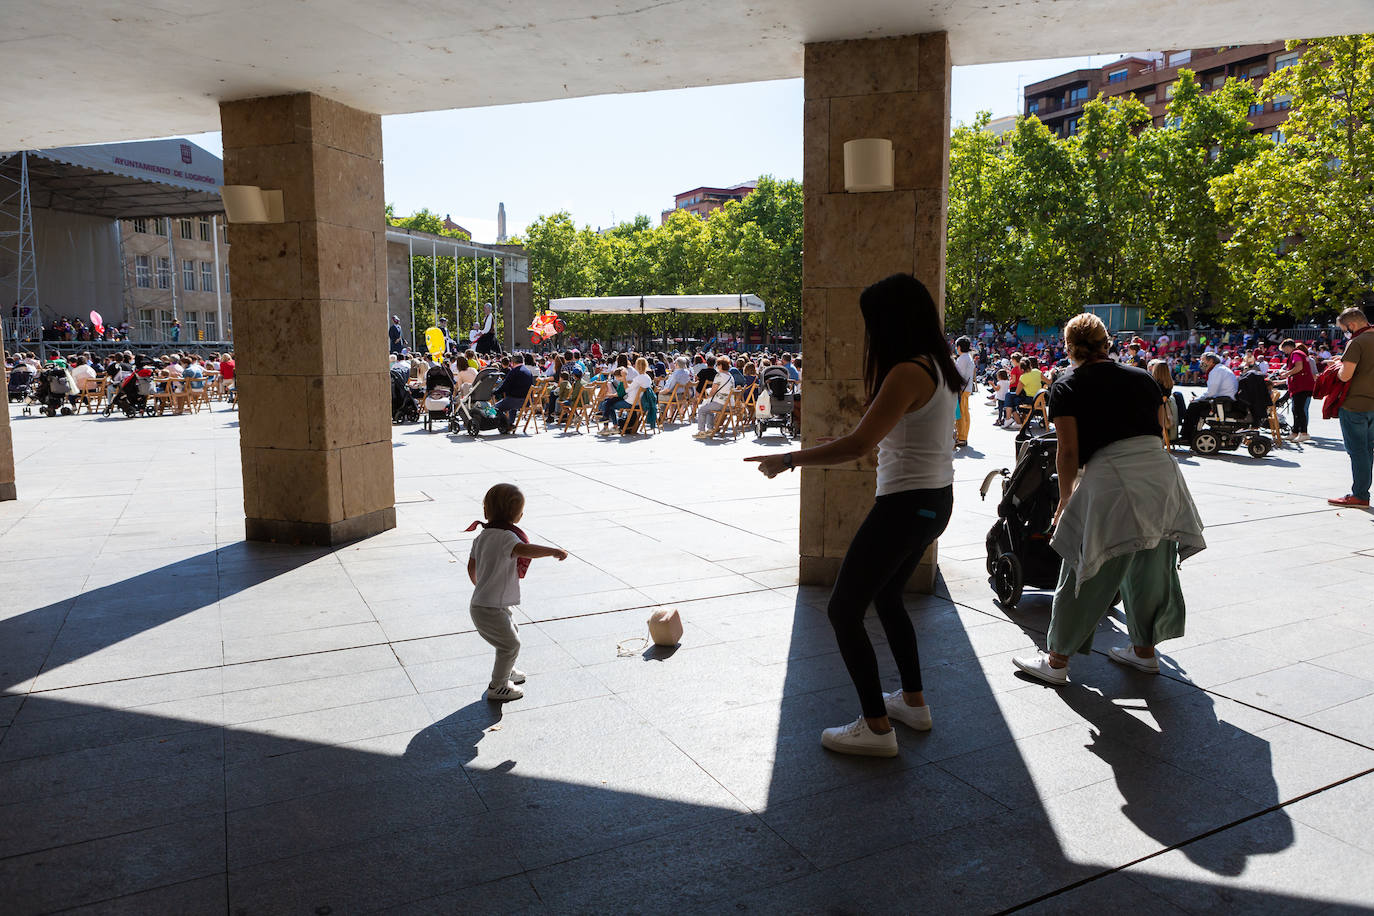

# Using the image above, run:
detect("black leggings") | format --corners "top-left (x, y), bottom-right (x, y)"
top-left (1291, 391), bottom-right (1311, 434)
top-left (827, 486), bottom-right (954, 719)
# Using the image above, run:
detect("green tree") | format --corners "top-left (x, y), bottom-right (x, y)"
top-left (1212, 35), bottom-right (1374, 318)
top-left (1136, 70), bottom-right (1267, 327)
top-left (946, 112), bottom-right (1014, 330)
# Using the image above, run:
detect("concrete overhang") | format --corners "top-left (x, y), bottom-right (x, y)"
top-left (6, 0), bottom-right (1372, 150)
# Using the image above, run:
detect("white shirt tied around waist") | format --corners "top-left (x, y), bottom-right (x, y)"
top-left (1050, 435), bottom-right (1206, 593)
top-left (875, 385), bottom-right (956, 496)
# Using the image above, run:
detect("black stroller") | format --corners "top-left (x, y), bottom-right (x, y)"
top-left (34, 366), bottom-right (75, 416)
top-left (7, 365), bottom-right (35, 403)
top-left (753, 365), bottom-right (798, 439)
top-left (451, 367), bottom-right (511, 436)
top-left (104, 363), bottom-right (156, 418)
top-left (390, 367), bottom-right (420, 424)
top-left (981, 428), bottom-right (1062, 608)
top-left (422, 365), bottom-right (455, 432)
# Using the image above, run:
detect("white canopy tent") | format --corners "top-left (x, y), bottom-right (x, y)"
top-left (548, 294), bottom-right (766, 352)
top-left (549, 294), bottom-right (764, 314)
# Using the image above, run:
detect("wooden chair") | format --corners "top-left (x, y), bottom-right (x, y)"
top-left (734, 385), bottom-right (757, 430)
top-left (517, 379), bottom-right (549, 433)
top-left (657, 383), bottom-right (687, 425)
top-left (1266, 390), bottom-right (1285, 447)
top-left (185, 378), bottom-right (212, 413)
top-left (559, 387), bottom-right (594, 434)
top-left (147, 377), bottom-right (177, 416)
top-left (1014, 390), bottom-right (1049, 431)
top-left (619, 391), bottom-right (658, 436)
top-left (78, 378), bottom-right (106, 414)
top-left (704, 390), bottom-right (741, 440)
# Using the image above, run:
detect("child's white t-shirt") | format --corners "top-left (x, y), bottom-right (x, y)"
top-left (470, 527), bottom-right (521, 607)
top-left (996, 380), bottom-right (1010, 401)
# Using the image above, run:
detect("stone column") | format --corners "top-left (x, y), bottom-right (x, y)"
top-left (0, 317), bottom-right (15, 502)
top-left (220, 93), bottom-right (396, 545)
top-left (799, 33), bottom-right (950, 591)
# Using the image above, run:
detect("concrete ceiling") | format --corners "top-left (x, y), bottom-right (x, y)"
top-left (6, 0), bottom-right (1371, 150)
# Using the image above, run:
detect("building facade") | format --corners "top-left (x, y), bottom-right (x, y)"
top-left (660, 181), bottom-right (757, 223)
top-left (121, 213), bottom-right (232, 343)
top-left (1024, 43), bottom-right (1296, 142)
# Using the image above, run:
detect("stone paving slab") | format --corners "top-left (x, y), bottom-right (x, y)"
top-left (1, 394), bottom-right (1373, 912)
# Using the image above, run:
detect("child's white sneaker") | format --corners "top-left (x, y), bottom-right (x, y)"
top-left (820, 717), bottom-right (898, 757)
top-left (509, 668), bottom-right (527, 684)
top-left (487, 680), bottom-right (524, 702)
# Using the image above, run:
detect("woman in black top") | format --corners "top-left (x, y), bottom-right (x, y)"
top-left (1013, 313), bottom-right (1205, 687)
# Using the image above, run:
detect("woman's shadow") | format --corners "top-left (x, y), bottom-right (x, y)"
top-left (1053, 681), bottom-right (1295, 876)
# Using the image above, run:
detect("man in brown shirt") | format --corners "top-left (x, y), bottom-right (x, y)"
top-left (1330, 307), bottom-right (1374, 507)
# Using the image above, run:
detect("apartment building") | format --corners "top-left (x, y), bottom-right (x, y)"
top-left (660, 181), bottom-right (758, 223)
top-left (1024, 43), bottom-right (1297, 143)
top-left (122, 214), bottom-right (232, 343)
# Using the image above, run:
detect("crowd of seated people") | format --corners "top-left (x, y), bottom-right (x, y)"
top-left (385, 343), bottom-right (803, 437)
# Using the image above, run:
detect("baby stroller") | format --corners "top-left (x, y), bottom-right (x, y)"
top-left (7, 365), bottom-right (35, 403)
top-left (390, 367), bottom-right (420, 424)
top-left (104, 364), bottom-right (156, 418)
top-left (980, 429), bottom-right (1062, 608)
top-left (753, 366), bottom-right (798, 439)
top-left (34, 366), bottom-right (76, 416)
top-left (451, 367), bottom-right (511, 436)
top-left (422, 365), bottom-right (455, 432)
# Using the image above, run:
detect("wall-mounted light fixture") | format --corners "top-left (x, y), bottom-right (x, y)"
top-left (219, 185), bottom-right (284, 224)
top-left (843, 138), bottom-right (894, 193)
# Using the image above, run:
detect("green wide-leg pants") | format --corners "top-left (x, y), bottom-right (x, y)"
top-left (1047, 540), bottom-right (1185, 657)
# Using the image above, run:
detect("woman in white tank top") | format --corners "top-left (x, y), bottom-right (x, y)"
top-left (746, 274), bottom-right (961, 758)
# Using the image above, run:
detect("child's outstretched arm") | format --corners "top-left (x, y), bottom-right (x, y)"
top-left (512, 543), bottom-right (568, 561)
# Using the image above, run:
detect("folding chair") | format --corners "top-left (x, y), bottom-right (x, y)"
top-left (79, 378), bottom-right (106, 414)
top-left (560, 387), bottom-right (594, 434)
top-left (705, 390), bottom-right (741, 440)
top-left (518, 379), bottom-right (549, 433)
top-left (186, 379), bottom-right (212, 413)
top-left (1015, 391), bottom-right (1049, 431)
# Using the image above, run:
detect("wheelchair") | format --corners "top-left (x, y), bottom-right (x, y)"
top-left (1189, 396), bottom-right (1272, 459)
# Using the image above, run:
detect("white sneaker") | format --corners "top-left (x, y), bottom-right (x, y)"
top-left (820, 716), bottom-right (899, 757)
top-left (1013, 652), bottom-right (1069, 686)
top-left (1295, 432), bottom-right (1311, 442)
top-left (1108, 646), bottom-right (1160, 674)
top-left (486, 680), bottom-right (524, 702)
top-left (509, 668), bottom-right (527, 684)
top-left (883, 691), bottom-right (932, 731)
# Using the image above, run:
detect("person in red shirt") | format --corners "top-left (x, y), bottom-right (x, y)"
top-left (1277, 339), bottom-right (1314, 441)
top-left (218, 352), bottom-right (235, 382)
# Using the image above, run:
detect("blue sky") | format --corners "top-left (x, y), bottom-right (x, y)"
top-left (184, 53), bottom-right (1129, 242)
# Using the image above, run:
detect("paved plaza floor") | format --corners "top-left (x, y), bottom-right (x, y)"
top-left (2, 390), bottom-right (1373, 913)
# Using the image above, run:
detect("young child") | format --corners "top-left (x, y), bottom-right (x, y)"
top-left (466, 484), bottom-right (567, 701)
top-left (994, 368), bottom-right (1011, 426)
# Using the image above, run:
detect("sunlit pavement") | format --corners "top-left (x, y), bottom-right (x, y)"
top-left (2, 392), bottom-right (1372, 913)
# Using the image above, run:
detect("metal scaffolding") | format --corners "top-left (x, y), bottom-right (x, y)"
top-left (0, 151), bottom-right (42, 348)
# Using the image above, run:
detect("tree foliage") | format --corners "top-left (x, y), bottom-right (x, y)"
top-left (1212, 35), bottom-right (1374, 318)
top-left (511, 176), bottom-right (802, 346)
top-left (948, 40), bottom-right (1373, 331)
top-left (386, 207), bottom-right (502, 345)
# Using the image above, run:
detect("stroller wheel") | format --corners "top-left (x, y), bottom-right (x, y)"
top-left (755, 421), bottom-right (765, 438)
top-left (992, 553), bottom-right (1024, 608)
top-left (466, 417), bottom-right (479, 437)
top-left (985, 528), bottom-right (1001, 575)
top-left (1246, 436), bottom-right (1271, 459)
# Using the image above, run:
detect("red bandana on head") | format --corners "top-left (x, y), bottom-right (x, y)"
top-left (466, 520), bottom-right (530, 578)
